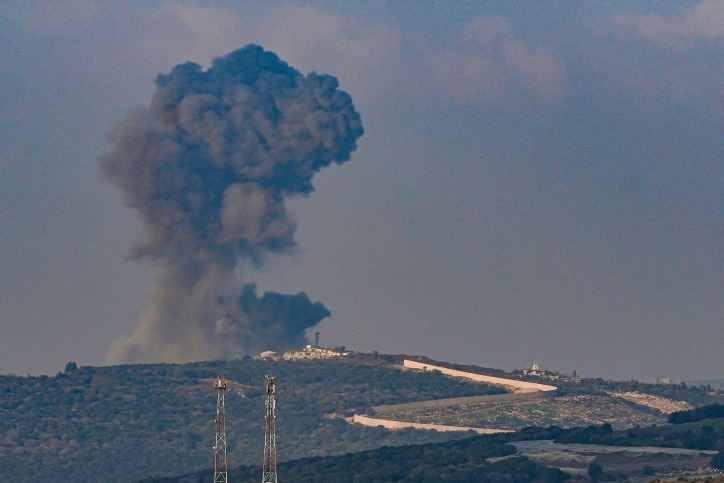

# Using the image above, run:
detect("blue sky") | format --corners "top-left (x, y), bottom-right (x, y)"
top-left (1, 1), bottom-right (722, 381)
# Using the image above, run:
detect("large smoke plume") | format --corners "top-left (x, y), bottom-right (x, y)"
top-left (100, 45), bottom-right (363, 364)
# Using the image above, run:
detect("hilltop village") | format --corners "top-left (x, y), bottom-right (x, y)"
top-left (257, 334), bottom-right (350, 361)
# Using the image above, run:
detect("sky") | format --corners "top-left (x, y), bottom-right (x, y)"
top-left (1, 1), bottom-right (722, 382)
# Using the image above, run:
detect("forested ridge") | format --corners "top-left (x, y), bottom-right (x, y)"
top-left (1, 355), bottom-right (721, 482)
top-left (139, 411), bottom-right (724, 483)
top-left (0, 356), bottom-right (501, 481)
top-left (139, 436), bottom-right (568, 483)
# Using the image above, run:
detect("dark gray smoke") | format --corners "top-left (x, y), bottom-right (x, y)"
top-left (100, 45), bottom-right (363, 364)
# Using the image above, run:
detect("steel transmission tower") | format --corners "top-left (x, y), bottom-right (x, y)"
top-left (262, 374), bottom-right (278, 483)
top-left (214, 374), bottom-right (228, 483)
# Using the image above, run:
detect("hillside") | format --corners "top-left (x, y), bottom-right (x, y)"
top-left (367, 358), bottom-right (720, 433)
top-left (0, 355), bottom-right (502, 481)
top-left (142, 417), bottom-right (724, 482)
top-left (1, 354), bottom-right (721, 481)
top-left (139, 436), bottom-right (566, 483)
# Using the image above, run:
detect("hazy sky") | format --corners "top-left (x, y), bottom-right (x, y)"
top-left (1, 1), bottom-right (722, 381)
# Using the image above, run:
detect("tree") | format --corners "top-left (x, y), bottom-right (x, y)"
top-left (587, 462), bottom-right (603, 480)
top-left (712, 451), bottom-right (724, 471)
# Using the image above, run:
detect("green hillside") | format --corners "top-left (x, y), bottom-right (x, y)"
top-left (1, 354), bottom-right (721, 482)
top-left (140, 417), bottom-right (724, 483)
top-left (140, 436), bottom-right (569, 483)
top-left (0, 355), bottom-right (502, 482)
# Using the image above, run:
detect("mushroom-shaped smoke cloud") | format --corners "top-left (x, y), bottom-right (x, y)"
top-left (100, 45), bottom-right (363, 364)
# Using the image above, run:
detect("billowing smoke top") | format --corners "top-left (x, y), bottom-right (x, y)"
top-left (100, 45), bottom-right (363, 364)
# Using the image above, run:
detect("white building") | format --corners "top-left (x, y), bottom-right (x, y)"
top-left (283, 345), bottom-right (349, 360)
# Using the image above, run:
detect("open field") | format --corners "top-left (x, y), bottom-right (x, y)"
top-left (377, 393), bottom-right (669, 430)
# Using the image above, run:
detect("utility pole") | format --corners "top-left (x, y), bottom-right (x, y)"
top-left (262, 374), bottom-right (278, 483)
top-left (214, 374), bottom-right (228, 483)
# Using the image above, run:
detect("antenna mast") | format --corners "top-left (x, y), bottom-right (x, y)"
top-left (214, 374), bottom-right (228, 483)
top-left (262, 374), bottom-right (278, 483)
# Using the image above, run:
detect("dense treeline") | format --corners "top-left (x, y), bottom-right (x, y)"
top-left (669, 403), bottom-right (724, 424)
top-left (557, 378), bottom-right (722, 408)
top-left (536, 420), bottom-right (724, 474)
top-left (0, 357), bottom-right (502, 482)
top-left (140, 416), bottom-right (724, 482)
top-left (2, 355), bottom-right (722, 481)
top-left (713, 450), bottom-right (724, 470)
top-left (492, 420), bottom-right (724, 452)
top-left (139, 436), bottom-right (569, 483)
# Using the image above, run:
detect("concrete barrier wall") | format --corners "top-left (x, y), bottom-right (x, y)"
top-left (403, 359), bottom-right (557, 392)
top-left (352, 414), bottom-right (513, 434)
top-left (373, 389), bottom-right (557, 413)
top-left (350, 359), bottom-right (559, 434)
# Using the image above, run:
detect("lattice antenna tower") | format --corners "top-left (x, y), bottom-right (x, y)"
top-left (262, 374), bottom-right (278, 483)
top-left (214, 374), bottom-right (228, 483)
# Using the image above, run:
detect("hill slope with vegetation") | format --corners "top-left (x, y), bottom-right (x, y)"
top-left (141, 411), bottom-right (724, 483)
top-left (0, 355), bottom-right (502, 481)
top-left (140, 436), bottom-right (568, 483)
top-left (1, 354), bottom-right (721, 481)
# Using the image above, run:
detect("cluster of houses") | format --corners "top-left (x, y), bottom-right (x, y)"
top-left (257, 344), bottom-right (349, 361)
